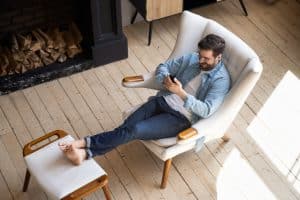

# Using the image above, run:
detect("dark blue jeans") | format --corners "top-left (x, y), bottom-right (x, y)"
top-left (84, 96), bottom-right (191, 158)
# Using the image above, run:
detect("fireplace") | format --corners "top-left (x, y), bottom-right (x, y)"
top-left (0, 0), bottom-right (128, 95)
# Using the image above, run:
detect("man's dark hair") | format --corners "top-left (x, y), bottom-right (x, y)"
top-left (198, 34), bottom-right (225, 57)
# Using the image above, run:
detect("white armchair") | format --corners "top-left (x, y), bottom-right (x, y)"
top-left (122, 11), bottom-right (262, 189)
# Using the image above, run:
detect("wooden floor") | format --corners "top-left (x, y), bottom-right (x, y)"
top-left (1, 0), bottom-right (300, 199)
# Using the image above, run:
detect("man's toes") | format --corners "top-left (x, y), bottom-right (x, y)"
top-left (59, 144), bottom-right (67, 151)
top-left (58, 142), bottom-right (67, 146)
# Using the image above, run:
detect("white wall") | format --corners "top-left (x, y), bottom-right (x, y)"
top-left (121, 0), bottom-right (143, 27)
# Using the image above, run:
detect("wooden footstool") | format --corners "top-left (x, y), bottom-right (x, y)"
top-left (22, 130), bottom-right (111, 200)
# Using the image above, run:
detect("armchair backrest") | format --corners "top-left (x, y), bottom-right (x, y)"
top-left (169, 11), bottom-right (261, 85)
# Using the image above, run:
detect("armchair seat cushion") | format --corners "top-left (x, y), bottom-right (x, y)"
top-left (24, 135), bottom-right (106, 199)
top-left (151, 137), bottom-right (177, 147)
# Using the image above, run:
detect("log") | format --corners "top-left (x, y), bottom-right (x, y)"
top-left (16, 33), bottom-right (32, 50)
top-left (21, 64), bottom-right (27, 73)
top-left (50, 50), bottom-right (61, 61)
top-left (14, 63), bottom-right (23, 74)
top-left (23, 58), bottom-right (32, 70)
top-left (62, 31), bottom-right (77, 49)
top-left (39, 49), bottom-right (55, 65)
top-left (12, 51), bottom-right (26, 62)
top-left (69, 22), bottom-right (83, 43)
top-left (0, 47), bottom-right (9, 76)
top-left (47, 27), bottom-right (66, 49)
top-left (0, 53), bottom-right (9, 76)
top-left (1, 22), bottom-right (84, 76)
top-left (32, 30), bottom-right (46, 49)
top-left (4, 48), bottom-right (19, 73)
top-left (11, 34), bottom-right (19, 51)
top-left (66, 44), bottom-right (82, 58)
top-left (58, 54), bottom-right (67, 63)
top-left (30, 41), bottom-right (42, 52)
top-left (28, 52), bottom-right (43, 68)
top-left (37, 28), bottom-right (54, 48)
top-left (39, 49), bottom-right (50, 57)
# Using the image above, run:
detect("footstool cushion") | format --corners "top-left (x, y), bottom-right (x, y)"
top-left (24, 135), bottom-right (106, 199)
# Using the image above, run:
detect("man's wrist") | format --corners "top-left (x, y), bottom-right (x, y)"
top-left (177, 89), bottom-right (188, 100)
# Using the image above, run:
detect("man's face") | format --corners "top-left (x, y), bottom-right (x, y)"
top-left (198, 49), bottom-right (221, 71)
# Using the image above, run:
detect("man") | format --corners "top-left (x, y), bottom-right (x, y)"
top-left (59, 34), bottom-right (231, 165)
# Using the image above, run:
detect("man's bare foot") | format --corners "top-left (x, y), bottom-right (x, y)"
top-left (62, 144), bottom-right (87, 165)
top-left (58, 139), bottom-right (86, 150)
top-left (58, 142), bottom-right (71, 152)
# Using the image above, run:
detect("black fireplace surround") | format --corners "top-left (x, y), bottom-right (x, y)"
top-left (0, 0), bottom-right (128, 95)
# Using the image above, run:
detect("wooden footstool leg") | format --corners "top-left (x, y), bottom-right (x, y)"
top-left (23, 169), bottom-right (31, 192)
top-left (102, 184), bottom-right (111, 200)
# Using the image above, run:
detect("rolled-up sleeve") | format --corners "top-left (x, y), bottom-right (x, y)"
top-left (155, 55), bottom-right (185, 85)
top-left (183, 76), bottom-right (230, 118)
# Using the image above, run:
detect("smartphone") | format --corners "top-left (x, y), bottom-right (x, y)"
top-left (169, 75), bottom-right (176, 83)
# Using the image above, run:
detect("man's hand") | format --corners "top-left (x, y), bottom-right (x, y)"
top-left (163, 76), bottom-right (188, 100)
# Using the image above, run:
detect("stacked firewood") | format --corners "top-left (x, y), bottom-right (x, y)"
top-left (0, 22), bottom-right (82, 76)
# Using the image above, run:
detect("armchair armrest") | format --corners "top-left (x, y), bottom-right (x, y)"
top-left (122, 71), bottom-right (165, 90)
top-left (177, 127), bottom-right (198, 140)
top-left (122, 75), bottom-right (144, 83)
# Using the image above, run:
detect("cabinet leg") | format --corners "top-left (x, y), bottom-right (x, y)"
top-left (148, 21), bottom-right (153, 46)
top-left (131, 9), bottom-right (138, 24)
top-left (239, 0), bottom-right (248, 16)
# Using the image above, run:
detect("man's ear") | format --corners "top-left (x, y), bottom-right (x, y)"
top-left (216, 54), bottom-right (222, 62)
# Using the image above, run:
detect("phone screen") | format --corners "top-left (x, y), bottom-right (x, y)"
top-left (169, 75), bottom-right (176, 83)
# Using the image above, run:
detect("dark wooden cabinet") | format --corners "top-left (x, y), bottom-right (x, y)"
top-left (129, 0), bottom-right (248, 46)
top-left (130, 0), bottom-right (183, 45)
top-left (91, 0), bottom-right (128, 66)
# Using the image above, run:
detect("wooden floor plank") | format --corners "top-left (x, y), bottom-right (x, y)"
top-left (147, 151), bottom-right (198, 200)
top-left (58, 76), bottom-right (103, 134)
top-left (9, 91), bottom-right (44, 139)
top-left (46, 81), bottom-right (92, 138)
top-left (111, 60), bottom-right (149, 103)
top-left (34, 83), bottom-right (76, 136)
top-left (22, 87), bottom-right (56, 133)
top-left (0, 171), bottom-right (12, 200)
top-left (0, 139), bottom-right (30, 200)
top-left (81, 69), bottom-right (123, 126)
top-left (94, 67), bottom-right (132, 112)
top-left (105, 61), bottom-right (144, 106)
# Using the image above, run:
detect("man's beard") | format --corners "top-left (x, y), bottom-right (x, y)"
top-left (199, 62), bottom-right (216, 71)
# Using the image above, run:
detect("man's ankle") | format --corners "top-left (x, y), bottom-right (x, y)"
top-left (74, 139), bottom-right (86, 148)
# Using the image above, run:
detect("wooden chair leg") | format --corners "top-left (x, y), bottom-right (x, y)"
top-left (222, 133), bottom-right (230, 142)
top-left (102, 183), bottom-right (112, 200)
top-left (160, 159), bottom-right (172, 189)
top-left (23, 169), bottom-right (31, 192)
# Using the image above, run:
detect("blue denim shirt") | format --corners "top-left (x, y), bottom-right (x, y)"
top-left (155, 52), bottom-right (231, 124)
